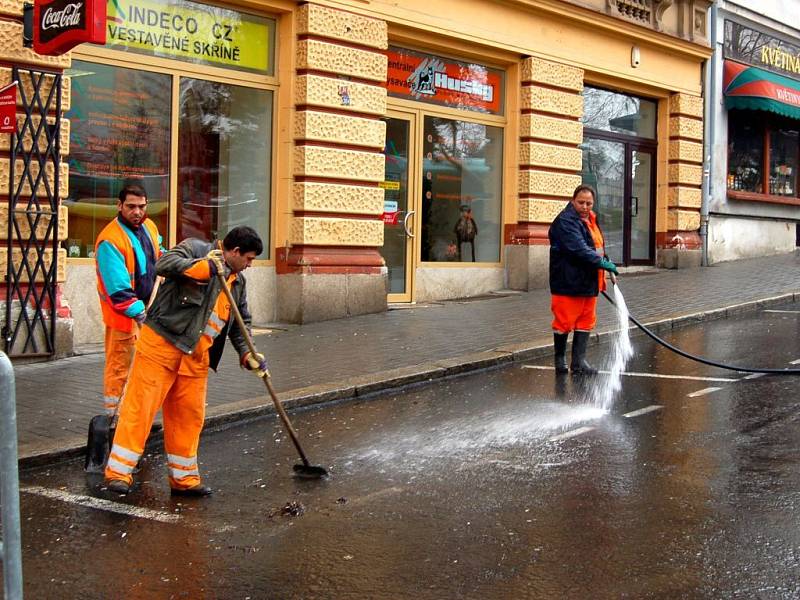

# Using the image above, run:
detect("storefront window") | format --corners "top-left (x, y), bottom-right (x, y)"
top-left (178, 79), bottom-right (272, 256)
top-left (769, 127), bottom-right (799, 197)
top-left (64, 60), bottom-right (171, 258)
top-left (727, 114), bottom-right (763, 192)
top-left (727, 111), bottom-right (799, 199)
top-left (583, 87), bottom-right (657, 139)
top-left (421, 116), bottom-right (502, 262)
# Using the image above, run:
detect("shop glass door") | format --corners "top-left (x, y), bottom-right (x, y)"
top-left (581, 138), bottom-right (655, 265)
top-left (630, 148), bottom-right (655, 262)
top-left (581, 138), bottom-right (625, 263)
top-left (381, 113), bottom-right (416, 301)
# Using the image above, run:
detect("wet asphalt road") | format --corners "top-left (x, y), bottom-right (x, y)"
top-left (6, 303), bottom-right (800, 599)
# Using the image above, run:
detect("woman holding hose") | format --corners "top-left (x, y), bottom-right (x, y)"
top-left (548, 184), bottom-right (619, 375)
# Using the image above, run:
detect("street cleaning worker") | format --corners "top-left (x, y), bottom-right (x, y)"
top-left (104, 226), bottom-right (267, 496)
top-left (549, 184), bottom-right (618, 375)
top-left (95, 183), bottom-right (162, 416)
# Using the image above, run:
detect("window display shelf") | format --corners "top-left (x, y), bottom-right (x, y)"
top-left (727, 190), bottom-right (800, 206)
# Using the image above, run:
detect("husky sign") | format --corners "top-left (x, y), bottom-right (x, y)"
top-left (34, 0), bottom-right (107, 56)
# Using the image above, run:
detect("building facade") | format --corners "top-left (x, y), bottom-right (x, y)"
top-left (0, 0), bottom-right (711, 357)
top-left (705, 0), bottom-right (800, 264)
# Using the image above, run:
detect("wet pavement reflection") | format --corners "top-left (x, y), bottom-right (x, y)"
top-left (9, 304), bottom-right (800, 598)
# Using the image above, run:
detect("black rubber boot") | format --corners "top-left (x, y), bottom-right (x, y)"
top-left (570, 330), bottom-right (597, 375)
top-left (553, 332), bottom-right (569, 374)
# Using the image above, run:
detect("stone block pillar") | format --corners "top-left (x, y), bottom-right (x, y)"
top-left (658, 92), bottom-right (704, 269)
top-left (506, 57), bottom-right (584, 291)
top-left (277, 3), bottom-right (388, 323)
top-left (0, 1), bottom-right (73, 357)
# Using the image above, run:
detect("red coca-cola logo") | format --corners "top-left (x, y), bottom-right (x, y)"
top-left (41, 3), bottom-right (83, 30)
top-left (33, 0), bottom-right (106, 56)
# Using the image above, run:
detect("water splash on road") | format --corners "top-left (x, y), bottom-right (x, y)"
top-left (349, 403), bottom-right (606, 468)
top-left (593, 283), bottom-right (634, 411)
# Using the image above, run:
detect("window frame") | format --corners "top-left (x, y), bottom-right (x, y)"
top-left (66, 18), bottom-right (279, 265)
top-left (726, 110), bottom-right (800, 206)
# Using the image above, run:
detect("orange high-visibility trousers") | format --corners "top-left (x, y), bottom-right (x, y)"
top-left (102, 326), bottom-right (138, 415)
top-left (105, 326), bottom-right (208, 490)
top-left (551, 294), bottom-right (598, 333)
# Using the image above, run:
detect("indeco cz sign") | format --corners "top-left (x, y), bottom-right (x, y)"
top-left (34, 0), bottom-right (107, 56)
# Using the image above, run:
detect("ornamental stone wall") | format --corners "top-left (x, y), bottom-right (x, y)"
top-left (506, 56), bottom-right (584, 291)
top-left (658, 92), bottom-right (704, 268)
top-left (278, 3), bottom-right (389, 323)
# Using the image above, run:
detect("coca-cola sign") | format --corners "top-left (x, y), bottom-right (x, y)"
top-left (33, 0), bottom-right (106, 56)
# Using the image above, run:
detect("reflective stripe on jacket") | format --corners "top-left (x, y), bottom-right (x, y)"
top-left (95, 217), bottom-right (161, 333)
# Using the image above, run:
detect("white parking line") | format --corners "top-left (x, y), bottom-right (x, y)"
top-left (22, 486), bottom-right (182, 524)
top-left (623, 405), bottom-right (663, 418)
top-left (742, 372), bottom-right (767, 380)
top-left (764, 310), bottom-right (800, 314)
top-left (687, 387), bottom-right (721, 398)
top-left (548, 426), bottom-right (594, 442)
top-left (523, 365), bottom-right (737, 382)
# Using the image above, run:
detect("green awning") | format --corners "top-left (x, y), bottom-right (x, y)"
top-left (724, 61), bottom-right (800, 120)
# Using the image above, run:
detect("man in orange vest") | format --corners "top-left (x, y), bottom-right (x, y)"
top-left (104, 226), bottom-right (265, 497)
top-left (95, 183), bottom-right (162, 416)
top-left (548, 184), bottom-right (618, 375)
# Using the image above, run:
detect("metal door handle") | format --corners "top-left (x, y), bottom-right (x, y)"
top-left (631, 196), bottom-right (639, 217)
top-left (403, 210), bottom-right (416, 238)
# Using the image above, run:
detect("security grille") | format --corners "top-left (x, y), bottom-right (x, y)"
top-left (4, 67), bottom-right (62, 357)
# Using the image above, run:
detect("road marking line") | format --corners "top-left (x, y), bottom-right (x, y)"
top-left (623, 405), bottom-right (663, 418)
top-left (764, 310), bottom-right (800, 314)
top-left (548, 426), bottom-right (594, 442)
top-left (687, 387), bottom-right (721, 398)
top-left (22, 486), bottom-right (182, 524)
top-left (523, 365), bottom-right (737, 382)
top-left (742, 373), bottom-right (767, 380)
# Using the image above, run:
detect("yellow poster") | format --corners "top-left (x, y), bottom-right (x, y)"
top-left (106, 0), bottom-right (271, 73)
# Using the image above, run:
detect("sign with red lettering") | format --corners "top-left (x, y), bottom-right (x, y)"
top-left (382, 211), bottom-right (401, 225)
top-left (0, 83), bottom-right (17, 134)
top-left (387, 47), bottom-right (504, 115)
top-left (34, 0), bottom-right (106, 56)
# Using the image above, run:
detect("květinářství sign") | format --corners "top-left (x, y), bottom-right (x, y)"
top-left (106, 0), bottom-right (270, 73)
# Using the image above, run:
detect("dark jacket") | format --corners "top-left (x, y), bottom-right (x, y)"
top-left (548, 202), bottom-right (604, 297)
top-left (146, 238), bottom-right (251, 371)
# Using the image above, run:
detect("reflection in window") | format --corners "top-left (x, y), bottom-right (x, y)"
top-left (769, 127), bottom-right (798, 196)
top-left (64, 60), bottom-right (171, 258)
top-left (582, 87), bottom-right (657, 139)
top-left (581, 139), bottom-right (625, 263)
top-left (727, 112), bottom-right (763, 193)
top-left (421, 116), bottom-right (502, 263)
top-left (178, 79), bottom-right (272, 257)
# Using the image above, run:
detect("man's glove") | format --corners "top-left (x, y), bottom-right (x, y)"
top-left (133, 310), bottom-right (147, 325)
top-left (206, 249), bottom-right (225, 275)
top-left (599, 258), bottom-right (619, 275)
top-left (242, 351), bottom-right (269, 378)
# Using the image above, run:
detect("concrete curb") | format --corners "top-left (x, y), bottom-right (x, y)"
top-left (18, 292), bottom-right (799, 470)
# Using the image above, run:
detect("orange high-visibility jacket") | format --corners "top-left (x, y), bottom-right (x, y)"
top-left (95, 217), bottom-right (161, 333)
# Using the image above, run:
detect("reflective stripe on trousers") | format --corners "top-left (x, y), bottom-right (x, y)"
top-left (105, 325), bottom-right (208, 490)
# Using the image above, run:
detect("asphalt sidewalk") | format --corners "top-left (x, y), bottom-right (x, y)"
top-left (10, 251), bottom-right (800, 467)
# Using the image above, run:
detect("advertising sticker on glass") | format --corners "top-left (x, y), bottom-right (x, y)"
top-left (387, 47), bottom-right (504, 115)
top-left (105, 0), bottom-right (275, 75)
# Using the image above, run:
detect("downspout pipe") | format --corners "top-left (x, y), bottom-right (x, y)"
top-left (700, 2), bottom-right (719, 267)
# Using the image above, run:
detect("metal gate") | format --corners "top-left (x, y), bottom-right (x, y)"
top-left (3, 67), bottom-right (62, 357)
